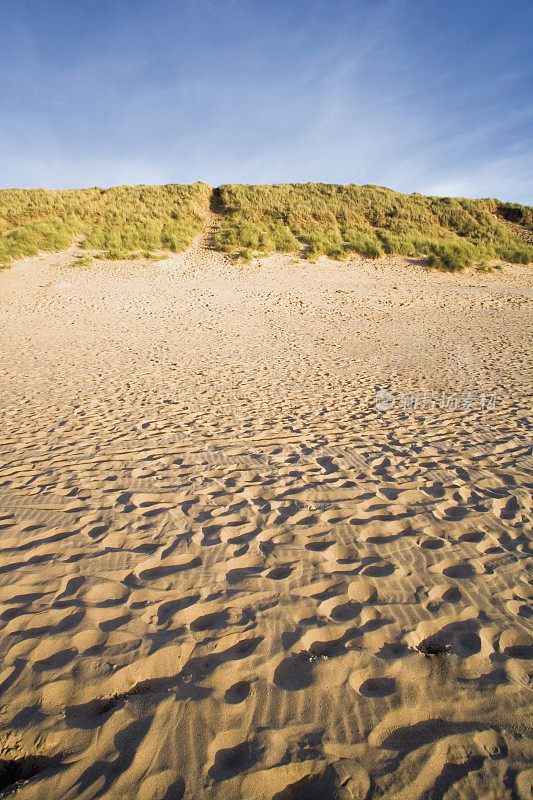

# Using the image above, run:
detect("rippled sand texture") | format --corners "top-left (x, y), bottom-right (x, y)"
top-left (0, 234), bottom-right (532, 800)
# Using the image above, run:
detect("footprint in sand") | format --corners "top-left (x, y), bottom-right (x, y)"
top-left (224, 680), bottom-right (251, 704)
top-left (356, 676), bottom-right (397, 697)
top-left (273, 652), bottom-right (315, 691)
top-left (207, 739), bottom-right (262, 782)
top-left (362, 561), bottom-right (396, 577)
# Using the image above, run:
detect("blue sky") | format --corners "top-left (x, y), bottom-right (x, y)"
top-left (1, 0), bottom-right (531, 202)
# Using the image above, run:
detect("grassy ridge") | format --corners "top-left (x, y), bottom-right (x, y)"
top-left (0, 183), bottom-right (210, 267)
top-left (0, 181), bottom-right (531, 271)
top-left (215, 183), bottom-right (533, 270)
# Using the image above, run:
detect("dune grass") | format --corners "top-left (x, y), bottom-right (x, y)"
top-left (214, 183), bottom-right (533, 270)
top-left (0, 183), bottom-right (210, 267)
top-left (0, 181), bottom-right (531, 271)
top-left (70, 254), bottom-right (94, 268)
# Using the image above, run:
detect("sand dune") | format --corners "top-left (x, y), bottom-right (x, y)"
top-left (0, 233), bottom-right (532, 799)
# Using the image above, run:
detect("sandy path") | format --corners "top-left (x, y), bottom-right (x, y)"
top-left (0, 240), bottom-right (532, 800)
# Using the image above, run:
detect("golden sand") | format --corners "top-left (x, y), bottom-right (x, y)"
top-left (0, 229), bottom-right (531, 799)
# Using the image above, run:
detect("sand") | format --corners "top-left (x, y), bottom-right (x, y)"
top-left (0, 226), bottom-right (532, 799)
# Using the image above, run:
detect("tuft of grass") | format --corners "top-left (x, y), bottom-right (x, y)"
top-left (95, 249), bottom-right (127, 260)
top-left (344, 232), bottom-right (383, 258)
top-left (476, 262), bottom-right (503, 273)
top-left (494, 242), bottom-right (531, 264)
top-left (71, 254), bottom-right (93, 267)
top-left (426, 242), bottom-right (475, 272)
top-left (234, 248), bottom-right (253, 263)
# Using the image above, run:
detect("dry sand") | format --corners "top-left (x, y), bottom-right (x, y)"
top-left (0, 227), bottom-right (532, 799)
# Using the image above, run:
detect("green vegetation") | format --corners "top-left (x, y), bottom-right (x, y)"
top-left (71, 254), bottom-right (93, 268)
top-left (93, 249), bottom-right (169, 261)
top-left (215, 183), bottom-right (533, 271)
top-left (497, 202), bottom-right (533, 230)
top-left (0, 181), bottom-right (531, 272)
top-left (476, 263), bottom-right (503, 273)
top-left (234, 248), bottom-right (254, 264)
top-left (0, 183), bottom-right (210, 268)
top-left (0, 216), bottom-right (81, 267)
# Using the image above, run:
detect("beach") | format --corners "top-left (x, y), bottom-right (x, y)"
top-left (0, 238), bottom-right (532, 799)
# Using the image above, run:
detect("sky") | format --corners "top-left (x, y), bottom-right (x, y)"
top-left (0, 0), bottom-right (532, 202)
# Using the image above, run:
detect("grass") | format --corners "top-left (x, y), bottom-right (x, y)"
top-left (0, 181), bottom-right (531, 272)
top-left (476, 263), bottom-right (503, 273)
top-left (233, 248), bottom-right (254, 264)
top-left (93, 249), bottom-right (169, 261)
top-left (71, 254), bottom-right (93, 268)
top-left (0, 183), bottom-right (210, 268)
top-left (214, 183), bottom-right (533, 270)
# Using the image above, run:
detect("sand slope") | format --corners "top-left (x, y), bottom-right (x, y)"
top-left (0, 234), bottom-right (532, 799)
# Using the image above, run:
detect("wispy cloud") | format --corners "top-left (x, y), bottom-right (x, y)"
top-left (0, 0), bottom-right (531, 201)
